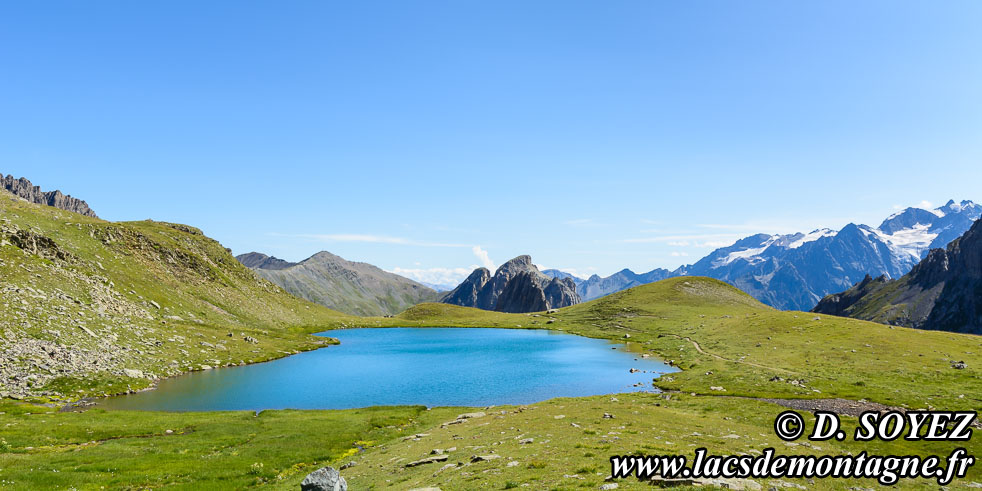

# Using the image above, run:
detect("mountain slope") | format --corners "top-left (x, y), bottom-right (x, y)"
top-left (0, 188), bottom-right (351, 400)
top-left (237, 251), bottom-right (439, 316)
top-left (813, 218), bottom-right (982, 334)
top-left (442, 255), bottom-right (580, 313)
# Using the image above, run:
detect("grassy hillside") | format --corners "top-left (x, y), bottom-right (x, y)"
top-left (0, 190), bottom-right (356, 400)
top-left (1, 205), bottom-right (979, 489)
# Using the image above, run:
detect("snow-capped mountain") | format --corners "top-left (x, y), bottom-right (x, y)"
top-left (562, 200), bottom-right (981, 309)
top-left (677, 199), bottom-right (981, 310)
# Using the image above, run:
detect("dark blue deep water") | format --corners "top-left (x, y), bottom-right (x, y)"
top-left (99, 328), bottom-right (676, 411)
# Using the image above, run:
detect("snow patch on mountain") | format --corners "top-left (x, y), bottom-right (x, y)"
top-left (712, 236), bottom-right (779, 267)
top-left (788, 229), bottom-right (836, 249)
top-left (874, 223), bottom-right (937, 260)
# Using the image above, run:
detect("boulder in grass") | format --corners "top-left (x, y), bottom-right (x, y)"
top-left (300, 466), bottom-right (347, 491)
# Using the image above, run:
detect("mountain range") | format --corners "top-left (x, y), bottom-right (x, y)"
top-left (236, 251), bottom-right (439, 316)
top-left (442, 255), bottom-right (580, 313)
top-left (813, 217), bottom-right (982, 335)
top-left (547, 200), bottom-right (981, 311)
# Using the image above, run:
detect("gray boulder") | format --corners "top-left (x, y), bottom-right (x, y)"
top-left (300, 466), bottom-right (347, 491)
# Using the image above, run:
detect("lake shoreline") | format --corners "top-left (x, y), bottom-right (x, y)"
top-left (92, 327), bottom-right (677, 412)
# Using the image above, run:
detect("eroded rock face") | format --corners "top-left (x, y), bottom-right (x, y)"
top-left (1, 174), bottom-right (97, 218)
top-left (442, 255), bottom-right (580, 313)
top-left (300, 466), bottom-right (347, 491)
top-left (441, 268), bottom-right (491, 308)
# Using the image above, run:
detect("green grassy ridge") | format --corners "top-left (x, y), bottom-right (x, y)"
top-left (0, 192), bottom-right (356, 401)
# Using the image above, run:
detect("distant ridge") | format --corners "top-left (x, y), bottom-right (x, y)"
top-left (813, 217), bottom-right (982, 335)
top-left (551, 199), bottom-right (981, 310)
top-left (236, 252), bottom-right (296, 270)
top-left (1, 173), bottom-right (98, 218)
top-left (236, 251), bottom-right (439, 316)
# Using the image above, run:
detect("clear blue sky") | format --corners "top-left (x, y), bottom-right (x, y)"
top-left (3, 1), bottom-right (981, 285)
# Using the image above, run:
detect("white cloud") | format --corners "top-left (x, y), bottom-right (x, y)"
top-left (622, 233), bottom-right (744, 244)
top-left (291, 233), bottom-right (467, 248)
top-left (694, 241), bottom-right (732, 248)
top-left (918, 200), bottom-right (933, 209)
top-left (670, 251), bottom-right (689, 257)
top-left (667, 241), bottom-right (690, 247)
top-left (472, 246), bottom-right (495, 270)
top-left (390, 267), bottom-right (474, 286)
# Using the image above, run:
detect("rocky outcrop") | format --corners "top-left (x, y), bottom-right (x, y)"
top-left (442, 255), bottom-right (580, 313)
top-left (813, 218), bottom-right (982, 335)
top-left (811, 274), bottom-right (889, 317)
top-left (1, 174), bottom-right (98, 218)
top-left (301, 466), bottom-right (347, 491)
top-left (236, 251), bottom-right (439, 316)
top-left (441, 268), bottom-right (491, 307)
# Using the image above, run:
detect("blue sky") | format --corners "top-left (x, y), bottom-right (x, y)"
top-left (3, 1), bottom-right (981, 286)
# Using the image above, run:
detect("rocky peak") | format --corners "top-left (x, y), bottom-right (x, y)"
top-left (1, 174), bottom-right (98, 218)
top-left (442, 255), bottom-right (580, 313)
top-left (441, 268), bottom-right (491, 308)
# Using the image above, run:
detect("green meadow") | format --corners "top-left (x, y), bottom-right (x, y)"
top-left (1, 195), bottom-right (980, 489)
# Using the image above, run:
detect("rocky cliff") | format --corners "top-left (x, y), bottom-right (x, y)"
top-left (237, 251), bottom-right (439, 316)
top-left (442, 255), bottom-right (580, 313)
top-left (2, 173), bottom-right (98, 218)
top-left (813, 218), bottom-right (982, 335)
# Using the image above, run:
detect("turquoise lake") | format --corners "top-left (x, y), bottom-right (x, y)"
top-left (99, 327), bottom-right (676, 411)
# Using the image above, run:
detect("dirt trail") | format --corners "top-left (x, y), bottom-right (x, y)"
top-left (660, 333), bottom-right (796, 374)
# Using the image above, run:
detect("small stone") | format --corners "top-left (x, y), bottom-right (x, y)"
top-left (470, 454), bottom-right (501, 463)
top-left (406, 455), bottom-right (449, 467)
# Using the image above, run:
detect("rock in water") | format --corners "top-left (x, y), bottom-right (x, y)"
top-left (300, 466), bottom-right (347, 491)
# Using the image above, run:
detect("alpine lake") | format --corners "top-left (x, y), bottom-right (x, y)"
top-left (99, 327), bottom-right (677, 411)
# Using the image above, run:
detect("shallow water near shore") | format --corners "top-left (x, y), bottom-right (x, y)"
top-left (99, 327), bottom-right (677, 411)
